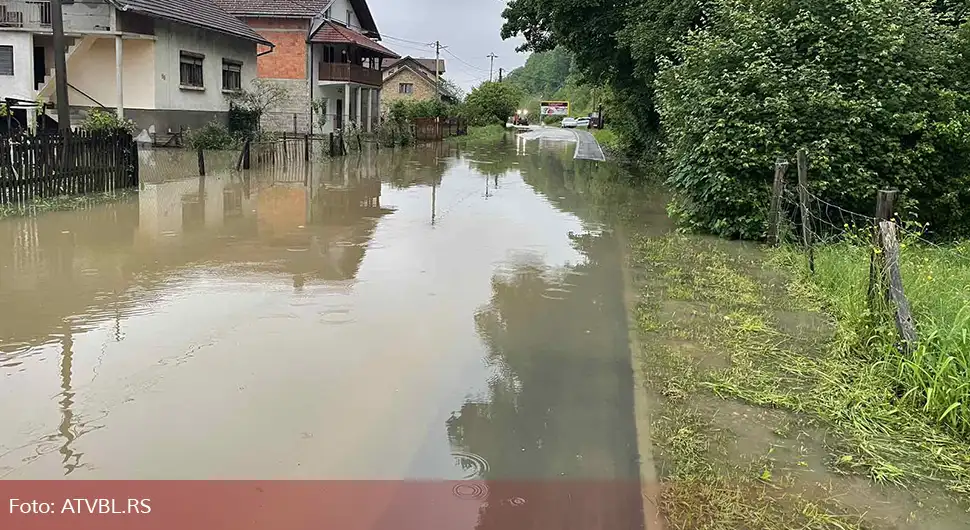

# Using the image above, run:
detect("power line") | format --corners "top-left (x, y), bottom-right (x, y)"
top-left (442, 49), bottom-right (489, 73)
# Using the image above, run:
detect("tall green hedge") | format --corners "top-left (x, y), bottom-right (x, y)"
top-left (656, 0), bottom-right (970, 239)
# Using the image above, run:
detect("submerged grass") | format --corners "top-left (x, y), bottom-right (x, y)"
top-left (0, 189), bottom-right (137, 219)
top-left (776, 237), bottom-right (970, 438)
top-left (627, 231), bottom-right (970, 529)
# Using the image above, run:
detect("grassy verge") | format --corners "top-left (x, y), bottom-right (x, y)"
top-left (627, 232), bottom-right (970, 529)
top-left (773, 233), bottom-right (970, 438)
top-left (590, 128), bottom-right (619, 152)
top-left (456, 124), bottom-right (508, 143)
top-left (0, 189), bottom-right (137, 220)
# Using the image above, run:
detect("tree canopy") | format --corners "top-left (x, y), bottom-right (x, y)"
top-left (502, 0), bottom-right (970, 238)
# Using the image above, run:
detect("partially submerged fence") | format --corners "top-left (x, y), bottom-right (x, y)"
top-left (0, 130), bottom-right (139, 204)
top-left (413, 117), bottom-right (468, 141)
top-left (767, 149), bottom-right (920, 352)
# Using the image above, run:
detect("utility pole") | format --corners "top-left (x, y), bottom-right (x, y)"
top-left (487, 53), bottom-right (498, 82)
top-left (498, 68), bottom-right (503, 82)
top-left (51, 0), bottom-right (71, 132)
top-left (434, 40), bottom-right (446, 102)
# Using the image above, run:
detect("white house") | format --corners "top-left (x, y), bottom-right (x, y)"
top-left (0, 0), bottom-right (271, 136)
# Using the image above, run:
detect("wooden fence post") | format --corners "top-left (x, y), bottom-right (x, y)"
top-left (329, 132), bottom-right (335, 157)
top-left (877, 220), bottom-right (918, 353)
top-left (868, 189), bottom-right (898, 305)
top-left (197, 147), bottom-right (205, 176)
top-left (796, 149), bottom-right (814, 272)
top-left (768, 157), bottom-right (789, 245)
top-left (304, 133), bottom-right (310, 162)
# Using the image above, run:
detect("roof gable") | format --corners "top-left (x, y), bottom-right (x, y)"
top-left (382, 57), bottom-right (445, 76)
top-left (309, 21), bottom-right (398, 58)
top-left (214, 0), bottom-right (380, 36)
top-left (115, 0), bottom-right (271, 45)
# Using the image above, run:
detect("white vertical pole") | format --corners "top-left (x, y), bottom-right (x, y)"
top-left (343, 83), bottom-right (350, 130)
top-left (355, 85), bottom-right (362, 128)
top-left (111, 8), bottom-right (123, 118)
top-left (364, 88), bottom-right (366, 132)
top-left (115, 35), bottom-right (124, 119)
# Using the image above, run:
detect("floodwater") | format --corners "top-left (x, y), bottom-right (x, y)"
top-left (0, 138), bottom-right (651, 526)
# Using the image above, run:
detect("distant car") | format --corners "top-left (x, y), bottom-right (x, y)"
top-left (561, 117), bottom-right (577, 128)
top-left (575, 118), bottom-right (591, 129)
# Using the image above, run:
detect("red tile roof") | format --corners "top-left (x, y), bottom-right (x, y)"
top-left (310, 22), bottom-right (399, 58)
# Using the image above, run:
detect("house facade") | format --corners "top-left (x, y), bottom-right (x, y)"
top-left (215, 0), bottom-right (398, 134)
top-left (380, 56), bottom-right (447, 113)
top-left (0, 0), bottom-right (270, 136)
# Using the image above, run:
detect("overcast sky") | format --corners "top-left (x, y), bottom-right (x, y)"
top-left (368, 0), bottom-right (528, 91)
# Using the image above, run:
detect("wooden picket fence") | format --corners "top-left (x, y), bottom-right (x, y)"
top-left (0, 130), bottom-right (139, 203)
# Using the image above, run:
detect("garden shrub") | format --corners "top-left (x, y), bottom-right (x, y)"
top-left (80, 108), bottom-right (136, 135)
top-left (185, 121), bottom-right (237, 150)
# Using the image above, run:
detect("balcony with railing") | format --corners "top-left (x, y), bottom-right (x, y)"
top-left (0, 0), bottom-right (111, 32)
top-left (318, 62), bottom-right (383, 87)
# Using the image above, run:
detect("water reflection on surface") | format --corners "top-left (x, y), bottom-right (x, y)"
top-left (0, 138), bottom-right (660, 527)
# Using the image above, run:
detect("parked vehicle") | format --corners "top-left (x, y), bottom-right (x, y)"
top-left (561, 117), bottom-right (577, 128)
top-left (575, 118), bottom-right (591, 129)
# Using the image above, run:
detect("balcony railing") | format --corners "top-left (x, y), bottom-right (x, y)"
top-left (0, 0), bottom-right (111, 32)
top-left (319, 63), bottom-right (383, 87)
top-left (0, 1), bottom-right (51, 28)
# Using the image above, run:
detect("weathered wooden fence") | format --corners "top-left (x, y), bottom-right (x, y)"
top-left (0, 130), bottom-right (139, 203)
top-left (413, 117), bottom-right (468, 141)
top-left (768, 150), bottom-right (918, 353)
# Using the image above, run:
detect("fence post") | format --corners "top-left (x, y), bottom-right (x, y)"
top-left (304, 133), bottom-right (310, 161)
top-left (329, 132), bottom-right (335, 157)
top-left (293, 114), bottom-right (298, 135)
top-left (796, 149), bottom-right (815, 273)
top-left (197, 147), bottom-right (205, 176)
top-left (877, 220), bottom-right (918, 352)
top-left (868, 189), bottom-right (898, 305)
top-left (768, 157), bottom-right (789, 245)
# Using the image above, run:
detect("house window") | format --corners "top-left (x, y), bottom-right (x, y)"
top-left (0, 46), bottom-right (13, 76)
top-left (399, 83), bottom-right (414, 94)
top-left (222, 59), bottom-right (242, 91)
top-left (179, 51), bottom-right (204, 88)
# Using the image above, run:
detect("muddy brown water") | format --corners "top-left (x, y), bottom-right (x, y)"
top-left (0, 139), bottom-right (652, 526)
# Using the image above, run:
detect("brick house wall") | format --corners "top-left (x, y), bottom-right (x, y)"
top-left (240, 17), bottom-right (312, 132)
top-left (381, 67), bottom-right (436, 113)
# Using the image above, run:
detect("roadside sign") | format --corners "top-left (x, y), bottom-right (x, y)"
top-left (539, 101), bottom-right (569, 116)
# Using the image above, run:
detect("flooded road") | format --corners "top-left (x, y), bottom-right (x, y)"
top-left (0, 138), bottom-right (653, 525)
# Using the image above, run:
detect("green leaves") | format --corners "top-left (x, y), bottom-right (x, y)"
top-left (464, 81), bottom-right (523, 126)
top-left (656, 0), bottom-right (970, 239)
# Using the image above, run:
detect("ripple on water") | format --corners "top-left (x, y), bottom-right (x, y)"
top-left (453, 482), bottom-right (489, 501)
top-left (451, 451), bottom-right (489, 480)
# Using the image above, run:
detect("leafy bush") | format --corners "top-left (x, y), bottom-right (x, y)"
top-left (656, 0), bottom-right (970, 239)
top-left (388, 99), bottom-right (453, 122)
top-left (185, 121), bottom-right (237, 150)
top-left (80, 108), bottom-right (136, 134)
top-left (376, 120), bottom-right (415, 147)
top-left (228, 103), bottom-right (260, 140)
top-left (464, 81), bottom-right (522, 126)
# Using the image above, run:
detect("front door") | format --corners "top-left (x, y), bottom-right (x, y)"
top-left (335, 99), bottom-right (343, 130)
top-left (33, 46), bottom-right (46, 89)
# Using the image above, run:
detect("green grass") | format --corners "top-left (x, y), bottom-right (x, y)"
top-left (774, 234), bottom-right (970, 439)
top-left (627, 232), bottom-right (970, 528)
top-left (591, 128), bottom-right (619, 152)
top-left (0, 189), bottom-right (137, 219)
top-left (457, 124), bottom-right (509, 143)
